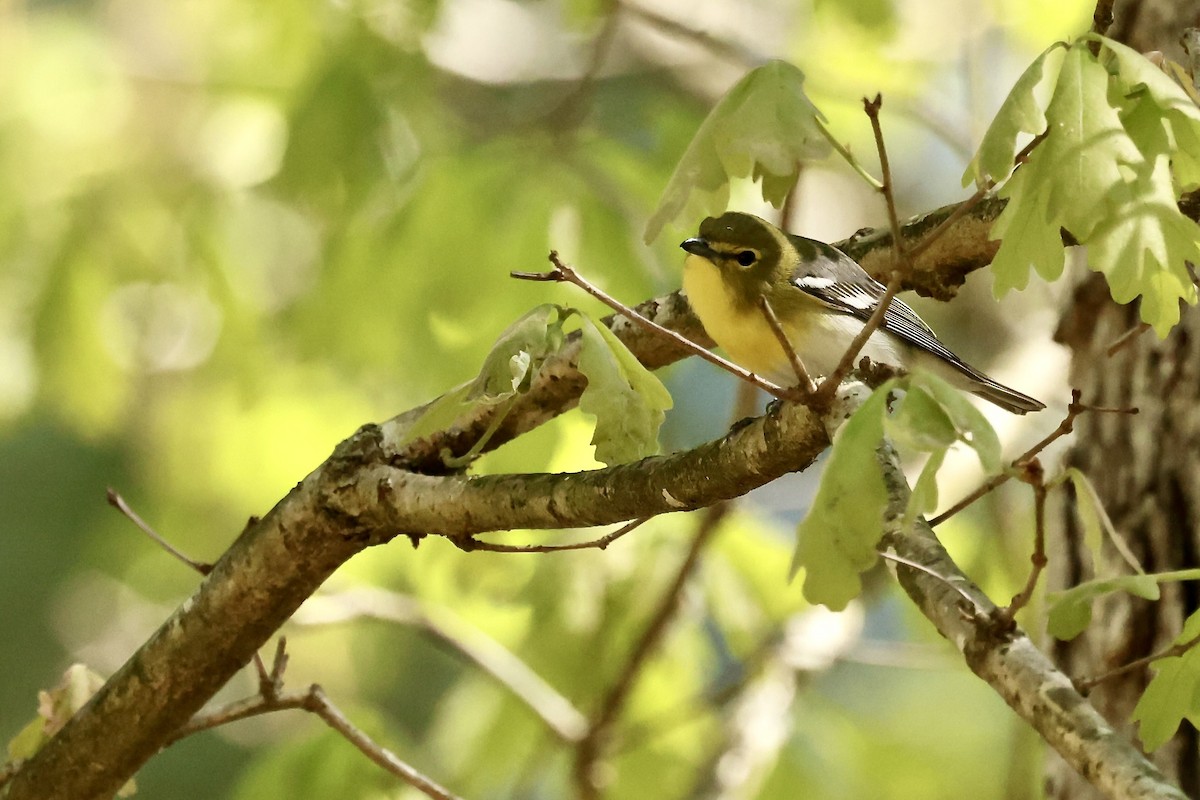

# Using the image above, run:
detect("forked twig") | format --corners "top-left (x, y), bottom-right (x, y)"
top-left (811, 95), bottom-right (906, 408)
top-left (166, 640), bottom-right (463, 800)
top-left (930, 390), bottom-right (1136, 526)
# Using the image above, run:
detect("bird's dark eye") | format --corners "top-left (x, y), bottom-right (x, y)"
top-left (735, 250), bottom-right (757, 267)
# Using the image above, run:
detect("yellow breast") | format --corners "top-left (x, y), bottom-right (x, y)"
top-left (682, 254), bottom-right (796, 382)
top-left (682, 254), bottom-right (904, 385)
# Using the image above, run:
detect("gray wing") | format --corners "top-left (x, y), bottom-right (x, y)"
top-left (786, 235), bottom-right (983, 376)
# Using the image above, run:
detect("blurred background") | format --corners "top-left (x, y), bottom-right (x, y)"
top-left (1, 0), bottom-right (1086, 797)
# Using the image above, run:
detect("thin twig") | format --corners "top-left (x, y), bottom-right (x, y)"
top-left (1004, 460), bottom-right (1049, 617)
top-left (514, 253), bottom-right (797, 400)
top-left (1105, 321), bottom-right (1152, 356)
top-left (308, 686), bottom-right (463, 800)
top-left (166, 646), bottom-right (463, 800)
top-left (811, 95), bottom-right (906, 408)
top-left (929, 390), bottom-right (1136, 526)
top-left (465, 518), bottom-right (648, 553)
top-left (867, 94), bottom-right (904, 250)
top-left (1077, 631), bottom-right (1200, 692)
top-left (811, 272), bottom-right (903, 409)
top-left (106, 488), bottom-right (213, 575)
top-left (573, 504), bottom-right (728, 798)
top-left (757, 295), bottom-right (816, 394)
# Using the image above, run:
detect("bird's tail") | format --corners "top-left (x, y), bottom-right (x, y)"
top-left (967, 375), bottom-right (1045, 415)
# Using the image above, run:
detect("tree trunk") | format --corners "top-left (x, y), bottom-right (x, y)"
top-left (1045, 6), bottom-right (1200, 795)
top-left (1048, 272), bottom-right (1200, 800)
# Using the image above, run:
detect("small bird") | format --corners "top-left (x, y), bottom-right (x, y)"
top-left (680, 212), bottom-right (1044, 415)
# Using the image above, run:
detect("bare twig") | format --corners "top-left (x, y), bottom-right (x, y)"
top-left (811, 95), bottom-right (906, 408)
top-left (166, 638), bottom-right (463, 800)
top-left (930, 391), bottom-right (1136, 526)
top-left (106, 488), bottom-right (212, 575)
top-left (573, 504), bottom-right (728, 798)
top-left (907, 131), bottom-right (1046, 261)
top-left (1105, 321), bottom-right (1152, 356)
top-left (1003, 460), bottom-right (1049, 617)
top-left (465, 518), bottom-right (648, 553)
top-left (169, 685), bottom-right (463, 800)
top-left (514, 253), bottom-right (798, 400)
top-left (1077, 631), bottom-right (1200, 692)
top-left (757, 295), bottom-right (816, 393)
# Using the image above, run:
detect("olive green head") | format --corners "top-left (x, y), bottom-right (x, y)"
top-left (680, 212), bottom-right (789, 304)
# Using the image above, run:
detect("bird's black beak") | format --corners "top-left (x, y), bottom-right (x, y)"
top-left (681, 237), bottom-right (717, 259)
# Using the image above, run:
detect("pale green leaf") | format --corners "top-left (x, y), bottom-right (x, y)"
top-left (1087, 154), bottom-right (1200, 336)
top-left (644, 60), bottom-right (830, 243)
top-left (989, 166), bottom-right (1066, 293)
top-left (1063, 466), bottom-right (1145, 577)
top-left (964, 44), bottom-right (1061, 186)
top-left (892, 371), bottom-right (1003, 472)
top-left (885, 372), bottom-right (1001, 523)
top-left (577, 315), bottom-right (673, 465)
top-left (908, 448), bottom-right (947, 523)
top-left (1042, 45), bottom-right (1144, 241)
top-left (400, 304), bottom-right (570, 447)
top-left (1133, 608), bottom-right (1200, 750)
top-left (791, 383), bottom-right (893, 610)
top-left (1046, 574), bottom-right (1161, 640)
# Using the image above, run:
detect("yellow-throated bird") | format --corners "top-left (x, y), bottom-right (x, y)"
top-left (680, 212), bottom-right (1044, 415)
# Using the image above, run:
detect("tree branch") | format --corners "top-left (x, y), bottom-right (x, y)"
top-left (10, 183), bottom-right (1200, 800)
top-left (0, 395), bottom-right (828, 800)
top-left (878, 447), bottom-right (1188, 800)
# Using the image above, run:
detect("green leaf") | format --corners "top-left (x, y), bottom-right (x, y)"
top-left (886, 372), bottom-right (1002, 522)
top-left (1046, 574), bottom-right (1161, 640)
top-left (987, 40), bottom-right (1200, 335)
top-left (989, 166), bottom-right (1066, 292)
top-left (576, 315), bottom-right (673, 465)
top-left (1087, 153), bottom-right (1200, 336)
top-left (791, 383), bottom-right (893, 610)
top-left (964, 44), bottom-right (1061, 186)
top-left (644, 60), bottom-right (831, 243)
top-left (1063, 467), bottom-right (1131, 576)
top-left (399, 304), bottom-right (570, 448)
top-left (1042, 45), bottom-right (1145, 241)
top-left (1133, 608), bottom-right (1200, 750)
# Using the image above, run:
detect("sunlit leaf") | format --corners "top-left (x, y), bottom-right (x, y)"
top-left (1133, 608), bottom-right (1200, 750)
top-left (399, 304), bottom-right (571, 451)
top-left (644, 60), bottom-right (830, 243)
top-left (887, 372), bottom-right (1002, 522)
top-left (987, 39), bottom-right (1200, 334)
top-left (964, 43), bottom-right (1062, 186)
top-left (577, 315), bottom-right (673, 465)
top-left (791, 383), bottom-right (892, 610)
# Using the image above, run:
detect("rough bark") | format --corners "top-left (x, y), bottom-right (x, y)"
top-left (1045, 2), bottom-right (1200, 797)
